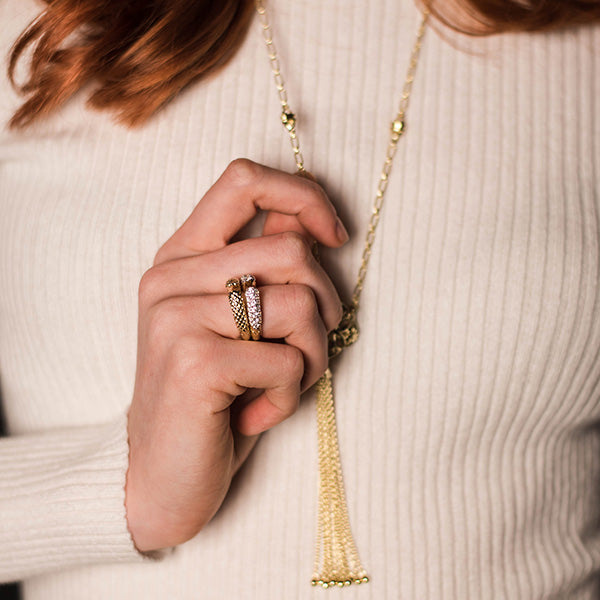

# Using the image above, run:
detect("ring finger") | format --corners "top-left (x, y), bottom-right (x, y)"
top-left (162, 284), bottom-right (329, 390)
top-left (139, 232), bottom-right (344, 333)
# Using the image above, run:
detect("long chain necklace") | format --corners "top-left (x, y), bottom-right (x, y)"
top-left (255, 0), bottom-right (430, 588)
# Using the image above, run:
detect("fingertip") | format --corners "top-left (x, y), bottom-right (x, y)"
top-left (234, 406), bottom-right (271, 436)
top-left (335, 217), bottom-right (349, 245)
top-left (234, 389), bottom-right (300, 436)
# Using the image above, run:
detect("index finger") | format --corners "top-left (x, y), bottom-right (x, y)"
top-left (154, 159), bottom-right (348, 265)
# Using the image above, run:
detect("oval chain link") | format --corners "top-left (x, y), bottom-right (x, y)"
top-left (256, 0), bottom-right (429, 357)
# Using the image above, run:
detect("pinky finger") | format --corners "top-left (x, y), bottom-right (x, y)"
top-left (222, 339), bottom-right (305, 436)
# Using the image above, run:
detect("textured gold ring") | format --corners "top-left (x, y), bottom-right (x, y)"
top-left (226, 277), bottom-right (251, 341)
top-left (240, 274), bottom-right (262, 341)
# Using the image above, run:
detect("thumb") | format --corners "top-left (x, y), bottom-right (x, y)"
top-left (262, 211), bottom-right (312, 240)
top-left (262, 171), bottom-right (326, 242)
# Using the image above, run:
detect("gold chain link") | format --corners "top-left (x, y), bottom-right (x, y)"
top-left (351, 12), bottom-right (429, 313)
top-left (257, 0), bottom-right (429, 316)
top-left (256, 2), bottom-right (306, 173)
top-left (255, 0), bottom-right (429, 587)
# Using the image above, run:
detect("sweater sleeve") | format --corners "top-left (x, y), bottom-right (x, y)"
top-left (0, 413), bottom-right (155, 583)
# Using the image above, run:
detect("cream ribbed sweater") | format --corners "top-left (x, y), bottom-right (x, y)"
top-left (1, 0), bottom-right (600, 598)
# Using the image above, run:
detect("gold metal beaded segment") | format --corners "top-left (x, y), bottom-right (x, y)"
top-left (255, 0), bottom-right (430, 588)
top-left (226, 278), bottom-right (251, 341)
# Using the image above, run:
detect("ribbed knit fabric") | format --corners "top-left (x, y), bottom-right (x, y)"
top-left (1, 0), bottom-right (600, 598)
top-left (0, 415), bottom-right (147, 581)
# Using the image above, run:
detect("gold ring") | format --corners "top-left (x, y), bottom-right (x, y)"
top-left (240, 274), bottom-right (262, 341)
top-left (226, 277), bottom-right (251, 341)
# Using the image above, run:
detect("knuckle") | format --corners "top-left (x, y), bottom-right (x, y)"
top-left (224, 158), bottom-right (263, 187)
top-left (152, 244), bottom-right (170, 266)
top-left (201, 345), bottom-right (243, 397)
top-left (285, 284), bottom-right (318, 324)
top-left (167, 337), bottom-right (236, 414)
top-left (145, 298), bottom-right (189, 341)
top-left (138, 265), bottom-right (168, 307)
top-left (298, 177), bottom-right (331, 212)
top-left (332, 300), bottom-right (344, 331)
top-left (168, 335), bottom-right (208, 385)
top-left (280, 345), bottom-right (304, 384)
top-left (277, 230), bottom-right (312, 266)
top-left (295, 170), bottom-right (325, 195)
top-left (307, 179), bottom-right (330, 206)
top-left (279, 397), bottom-right (299, 420)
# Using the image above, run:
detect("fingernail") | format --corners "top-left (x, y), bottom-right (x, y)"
top-left (335, 217), bottom-right (349, 243)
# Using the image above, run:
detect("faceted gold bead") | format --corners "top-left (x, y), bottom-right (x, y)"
top-left (391, 119), bottom-right (405, 135)
top-left (281, 111), bottom-right (296, 131)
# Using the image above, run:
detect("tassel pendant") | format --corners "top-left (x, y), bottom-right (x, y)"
top-left (312, 368), bottom-right (369, 588)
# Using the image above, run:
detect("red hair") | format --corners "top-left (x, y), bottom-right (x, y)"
top-left (7, 0), bottom-right (600, 129)
top-left (427, 0), bottom-right (600, 34)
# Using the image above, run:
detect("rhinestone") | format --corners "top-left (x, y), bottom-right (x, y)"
top-left (245, 287), bottom-right (262, 329)
top-left (240, 274), bottom-right (256, 287)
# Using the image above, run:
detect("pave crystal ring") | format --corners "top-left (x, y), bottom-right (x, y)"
top-left (226, 274), bottom-right (262, 341)
top-left (240, 274), bottom-right (262, 341)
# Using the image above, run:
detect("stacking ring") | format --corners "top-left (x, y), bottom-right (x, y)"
top-left (226, 278), bottom-right (251, 340)
top-left (240, 274), bottom-right (262, 341)
top-left (226, 274), bottom-right (262, 341)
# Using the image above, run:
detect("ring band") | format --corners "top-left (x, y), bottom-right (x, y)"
top-left (240, 274), bottom-right (263, 341)
top-left (226, 278), bottom-right (251, 341)
top-left (226, 274), bottom-right (263, 341)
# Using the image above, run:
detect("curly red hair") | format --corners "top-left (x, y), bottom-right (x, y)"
top-left (7, 0), bottom-right (600, 129)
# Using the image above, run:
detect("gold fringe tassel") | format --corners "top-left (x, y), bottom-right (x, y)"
top-left (312, 368), bottom-right (369, 588)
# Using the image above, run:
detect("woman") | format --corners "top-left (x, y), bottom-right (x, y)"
top-left (1, 0), bottom-right (600, 597)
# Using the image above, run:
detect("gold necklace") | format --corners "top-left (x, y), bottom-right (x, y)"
top-left (255, 1), bottom-right (430, 588)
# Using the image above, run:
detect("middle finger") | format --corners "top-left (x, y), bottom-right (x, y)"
top-left (140, 232), bottom-right (343, 332)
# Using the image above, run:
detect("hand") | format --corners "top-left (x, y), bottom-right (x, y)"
top-left (125, 159), bottom-right (348, 552)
